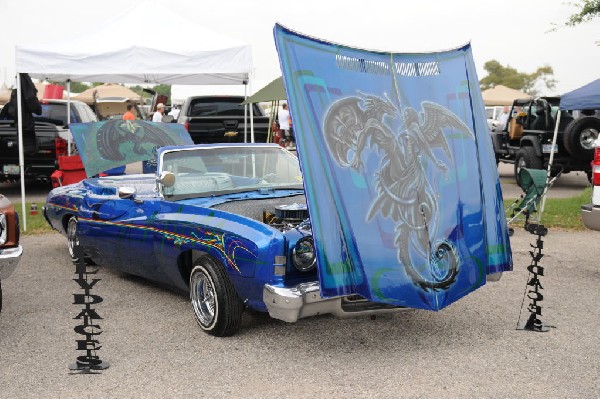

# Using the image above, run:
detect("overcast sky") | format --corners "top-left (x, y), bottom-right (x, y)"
top-left (1, 0), bottom-right (598, 100)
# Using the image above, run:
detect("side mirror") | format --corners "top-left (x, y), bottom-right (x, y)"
top-left (159, 171), bottom-right (175, 187)
top-left (118, 186), bottom-right (136, 199)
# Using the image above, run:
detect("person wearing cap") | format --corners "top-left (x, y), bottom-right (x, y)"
top-left (152, 103), bottom-right (165, 122)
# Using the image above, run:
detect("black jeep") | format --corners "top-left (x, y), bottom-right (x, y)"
top-left (491, 96), bottom-right (600, 183)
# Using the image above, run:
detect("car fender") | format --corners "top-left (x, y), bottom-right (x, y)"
top-left (519, 136), bottom-right (543, 157)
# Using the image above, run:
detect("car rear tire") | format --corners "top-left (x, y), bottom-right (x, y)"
top-left (190, 256), bottom-right (243, 337)
top-left (514, 147), bottom-right (543, 186)
top-left (67, 216), bottom-right (80, 262)
top-left (563, 116), bottom-right (600, 158)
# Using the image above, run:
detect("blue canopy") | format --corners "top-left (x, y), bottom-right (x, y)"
top-left (560, 78), bottom-right (600, 110)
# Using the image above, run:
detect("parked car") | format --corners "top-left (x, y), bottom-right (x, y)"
top-left (177, 95), bottom-right (270, 144)
top-left (0, 194), bottom-right (23, 313)
top-left (44, 141), bottom-right (412, 336)
top-left (0, 99), bottom-right (97, 183)
top-left (490, 97), bottom-right (599, 183)
top-left (44, 115), bottom-right (510, 336)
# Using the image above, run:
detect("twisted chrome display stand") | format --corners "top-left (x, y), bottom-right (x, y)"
top-left (510, 168), bottom-right (556, 333)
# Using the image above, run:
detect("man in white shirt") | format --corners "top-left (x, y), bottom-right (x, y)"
top-left (152, 103), bottom-right (165, 122)
top-left (278, 103), bottom-right (292, 148)
top-left (497, 106), bottom-right (510, 131)
top-left (168, 104), bottom-right (180, 120)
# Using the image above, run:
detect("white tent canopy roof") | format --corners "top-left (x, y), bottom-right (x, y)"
top-left (14, 2), bottom-right (252, 85)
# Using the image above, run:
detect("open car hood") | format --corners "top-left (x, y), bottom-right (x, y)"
top-left (70, 120), bottom-right (193, 177)
top-left (274, 25), bottom-right (512, 311)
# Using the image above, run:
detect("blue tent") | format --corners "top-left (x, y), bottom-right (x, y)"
top-left (560, 78), bottom-right (600, 110)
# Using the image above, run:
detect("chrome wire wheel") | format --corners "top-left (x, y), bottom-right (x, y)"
top-left (189, 256), bottom-right (243, 336)
top-left (190, 267), bottom-right (217, 328)
top-left (67, 217), bottom-right (79, 261)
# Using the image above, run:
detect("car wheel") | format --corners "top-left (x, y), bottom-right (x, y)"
top-left (514, 147), bottom-right (543, 186)
top-left (190, 256), bottom-right (243, 337)
top-left (67, 216), bottom-right (80, 262)
top-left (563, 116), bottom-right (600, 158)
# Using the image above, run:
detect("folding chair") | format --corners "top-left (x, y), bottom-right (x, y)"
top-left (505, 168), bottom-right (560, 229)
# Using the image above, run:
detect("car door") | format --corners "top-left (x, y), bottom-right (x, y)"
top-left (80, 196), bottom-right (162, 279)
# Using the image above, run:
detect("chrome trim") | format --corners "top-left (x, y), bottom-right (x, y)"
top-left (263, 281), bottom-right (407, 323)
top-left (0, 245), bottom-right (23, 280)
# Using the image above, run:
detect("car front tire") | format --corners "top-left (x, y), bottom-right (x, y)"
top-left (190, 256), bottom-right (243, 337)
top-left (514, 147), bottom-right (543, 186)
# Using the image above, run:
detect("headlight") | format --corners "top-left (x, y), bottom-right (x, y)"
top-left (0, 213), bottom-right (6, 245)
top-left (292, 237), bottom-right (316, 272)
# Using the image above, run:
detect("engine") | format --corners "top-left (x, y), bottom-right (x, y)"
top-left (263, 203), bottom-right (310, 232)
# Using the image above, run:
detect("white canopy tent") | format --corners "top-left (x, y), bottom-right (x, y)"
top-left (14, 2), bottom-right (253, 229)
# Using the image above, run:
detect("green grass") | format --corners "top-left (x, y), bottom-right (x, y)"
top-left (18, 189), bottom-right (592, 236)
top-left (18, 202), bottom-right (56, 236)
top-left (504, 187), bottom-right (591, 231)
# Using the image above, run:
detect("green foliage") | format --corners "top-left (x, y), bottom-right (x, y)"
top-left (479, 60), bottom-right (556, 96)
top-left (153, 84), bottom-right (171, 98)
top-left (19, 202), bottom-right (55, 235)
top-left (566, 0), bottom-right (600, 26)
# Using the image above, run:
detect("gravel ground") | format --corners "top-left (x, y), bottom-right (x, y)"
top-left (0, 228), bottom-right (598, 398)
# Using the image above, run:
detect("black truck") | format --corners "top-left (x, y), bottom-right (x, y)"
top-left (0, 99), bottom-right (97, 183)
top-left (491, 96), bottom-right (600, 182)
top-left (177, 95), bottom-right (270, 144)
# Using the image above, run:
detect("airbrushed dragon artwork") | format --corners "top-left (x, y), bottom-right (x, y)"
top-left (323, 94), bottom-right (474, 291)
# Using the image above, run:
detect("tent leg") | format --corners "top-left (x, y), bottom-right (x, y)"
top-left (16, 73), bottom-right (27, 231)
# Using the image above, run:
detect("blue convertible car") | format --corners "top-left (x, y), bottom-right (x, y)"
top-left (45, 141), bottom-right (402, 336)
top-left (45, 103), bottom-right (512, 337)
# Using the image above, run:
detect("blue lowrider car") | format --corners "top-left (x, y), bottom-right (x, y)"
top-left (45, 143), bottom-right (401, 336)
top-left (44, 100), bottom-right (513, 336)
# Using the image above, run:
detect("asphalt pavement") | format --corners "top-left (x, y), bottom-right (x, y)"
top-left (0, 228), bottom-right (598, 397)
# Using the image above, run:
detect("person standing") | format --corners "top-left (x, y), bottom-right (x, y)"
top-left (497, 105), bottom-right (510, 131)
top-left (168, 104), bottom-right (180, 120)
top-left (278, 103), bottom-right (291, 148)
top-left (152, 103), bottom-right (165, 122)
top-left (122, 104), bottom-right (136, 120)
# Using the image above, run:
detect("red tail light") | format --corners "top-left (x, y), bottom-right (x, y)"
top-left (54, 137), bottom-right (68, 157)
top-left (593, 146), bottom-right (600, 186)
top-left (184, 122), bottom-right (190, 132)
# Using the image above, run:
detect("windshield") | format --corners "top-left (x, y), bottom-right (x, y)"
top-left (160, 146), bottom-right (303, 199)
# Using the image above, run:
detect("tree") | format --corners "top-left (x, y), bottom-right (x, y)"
top-left (565, 0), bottom-right (600, 26)
top-left (479, 60), bottom-right (556, 96)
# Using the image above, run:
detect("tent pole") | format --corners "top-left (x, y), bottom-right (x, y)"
top-left (540, 110), bottom-right (561, 213)
top-left (244, 82), bottom-right (248, 143)
top-left (67, 79), bottom-right (72, 155)
top-left (16, 73), bottom-right (27, 231)
top-left (249, 76), bottom-right (255, 143)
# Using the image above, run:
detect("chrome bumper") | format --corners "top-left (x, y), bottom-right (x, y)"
top-left (581, 204), bottom-right (600, 231)
top-left (0, 245), bottom-right (23, 280)
top-left (263, 281), bottom-right (406, 323)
